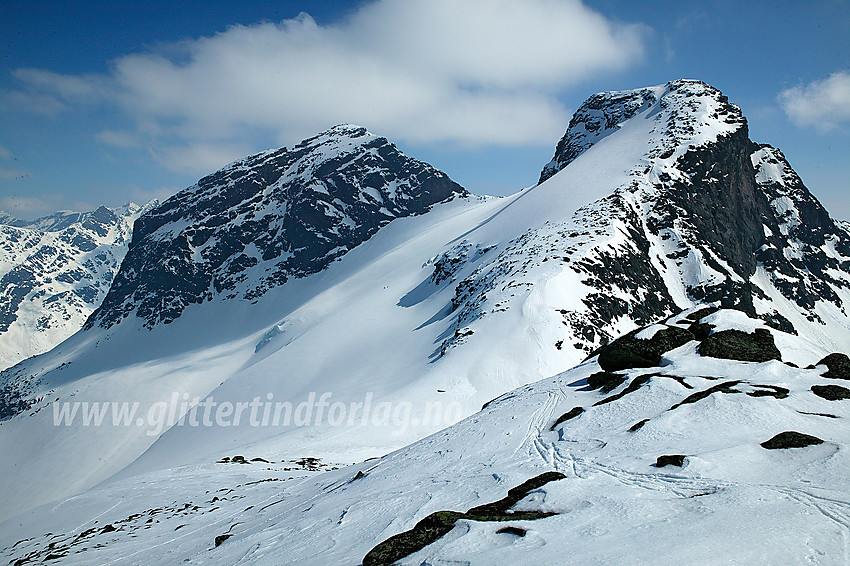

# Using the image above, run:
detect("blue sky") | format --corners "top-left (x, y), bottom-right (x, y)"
top-left (1, 0), bottom-right (848, 219)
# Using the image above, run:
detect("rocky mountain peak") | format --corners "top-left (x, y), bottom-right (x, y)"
top-left (436, 79), bottom-right (850, 360)
top-left (89, 125), bottom-right (467, 329)
top-left (539, 79), bottom-right (744, 183)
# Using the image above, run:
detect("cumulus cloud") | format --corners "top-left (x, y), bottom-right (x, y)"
top-left (6, 0), bottom-right (647, 173)
top-left (779, 71), bottom-right (850, 131)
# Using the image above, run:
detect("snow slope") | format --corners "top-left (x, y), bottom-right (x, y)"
top-left (4, 308), bottom-right (850, 565)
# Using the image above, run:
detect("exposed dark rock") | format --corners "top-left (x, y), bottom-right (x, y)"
top-left (363, 471), bottom-right (565, 566)
top-left (759, 311), bottom-right (797, 335)
top-left (655, 454), bottom-right (686, 468)
top-left (670, 380), bottom-right (741, 410)
top-left (629, 418), bottom-right (649, 432)
top-left (747, 385), bottom-right (789, 399)
top-left (686, 307), bottom-right (719, 321)
top-left (818, 353), bottom-right (850, 380)
top-left (481, 394), bottom-right (504, 411)
top-left (214, 534), bottom-right (232, 547)
top-left (752, 146), bottom-right (850, 316)
top-left (595, 374), bottom-right (654, 406)
top-left (296, 457), bottom-right (322, 470)
top-left (0, 385), bottom-right (37, 421)
top-left (811, 384), bottom-right (850, 401)
top-left (662, 375), bottom-right (694, 389)
top-left (798, 411), bottom-right (839, 419)
top-left (586, 371), bottom-right (627, 393)
top-left (597, 326), bottom-right (694, 371)
top-left (698, 329), bottom-right (781, 362)
top-left (496, 526), bottom-right (527, 537)
top-left (363, 511), bottom-right (462, 566)
top-left (539, 87), bottom-right (657, 183)
top-left (687, 322), bottom-right (714, 341)
top-left (760, 431), bottom-right (824, 449)
top-left (667, 125), bottom-right (766, 281)
top-left (466, 471), bottom-right (567, 518)
top-left (572, 210), bottom-right (680, 334)
top-left (550, 407), bottom-right (584, 430)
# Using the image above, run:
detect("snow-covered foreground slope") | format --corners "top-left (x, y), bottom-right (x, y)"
top-left (2, 79), bottom-right (849, 526)
top-left (4, 308), bottom-right (850, 565)
top-left (0, 204), bottom-right (150, 370)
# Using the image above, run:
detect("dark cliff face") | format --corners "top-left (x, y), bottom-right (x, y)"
top-left (665, 125), bottom-right (767, 277)
top-left (88, 125), bottom-right (467, 329)
top-left (650, 122), bottom-right (849, 320)
top-left (752, 146), bottom-right (850, 320)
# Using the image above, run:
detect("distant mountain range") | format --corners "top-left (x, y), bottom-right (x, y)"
top-left (1, 79), bottom-right (849, 565)
top-left (0, 203), bottom-right (152, 370)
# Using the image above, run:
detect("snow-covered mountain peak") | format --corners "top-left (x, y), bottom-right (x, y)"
top-left (88, 125), bottom-right (467, 329)
top-left (299, 123), bottom-right (375, 145)
top-left (540, 79), bottom-right (744, 183)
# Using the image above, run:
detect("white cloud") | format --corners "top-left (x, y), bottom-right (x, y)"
top-left (779, 71), bottom-right (850, 131)
top-left (0, 144), bottom-right (10, 159)
top-left (152, 142), bottom-right (254, 175)
top-left (7, 0), bottom-right (647, 173)
top-left (0, 194), bottom-right (61, 216)
top-left (12, 68), bottom-right (108, 102)
top-left (3, 68), bottom-right (110, 115)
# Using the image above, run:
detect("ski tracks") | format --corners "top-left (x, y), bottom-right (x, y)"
top-left (777, 486), bottom-right (850, 563)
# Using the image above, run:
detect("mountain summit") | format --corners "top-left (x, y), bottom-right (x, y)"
top-left (529, 79), bottom-right (850, 344)
top-left (88, 125), bottom-right (466, 329)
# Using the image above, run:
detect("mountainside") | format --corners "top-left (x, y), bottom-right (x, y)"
top-left (0, 203), bottom-right (150, 370)
top-left (4, 308), bottom-right (850, 565)
top-left (1, 79), bottom-right (849, 529)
